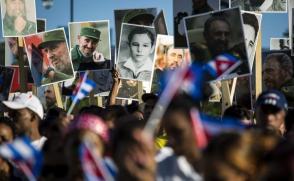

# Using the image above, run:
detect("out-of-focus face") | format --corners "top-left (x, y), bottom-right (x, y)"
top-left (0, 123), bottom-right (13, 144)
top-left (44, 85), bottom-right (56, 109)
top-left (255, 106), bottom-right (286, 135)
top-left (8, 108), bottom-right (32, 136)
top-left (126, 80), bottom-right (137, 87)
top-left (78, 36), bottom-right (98, 57)
top-left (166, 48), bottom-right (184, 69)
top-left (130, 33), bottom-right (154, 64)
top-left (244, 24), bottom-right (256, 60)
top-left (5, 0), bottom-right (25, 17)
top-left (7, 37), bottom-right (18, 56)
top-left (263, 57), bottom-right (283, 89)
top-left (43, 42), bottom-right (70, 72)
top-left (163, 111), bottom-right (196, 156)
top-left (205, 20), bottom-right (230, 57)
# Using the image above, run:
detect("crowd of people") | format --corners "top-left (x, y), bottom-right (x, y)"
top-left (0, 72), bottom-right (293, 180)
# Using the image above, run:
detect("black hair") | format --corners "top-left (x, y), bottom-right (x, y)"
top-left (223, 105), bottom-right (251, 121)
top-left (128, 27), bottom-right (155, 46)
top-left (0, 116), bottom-right (16, 138)
top-left (242, 12), bottom-right (259, 39)
top-left (203, 14), bottom-right (231, 39)
top-left (266, 53), bottom-right (293, 77)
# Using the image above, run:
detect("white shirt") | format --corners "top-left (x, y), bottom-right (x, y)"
top-left (156, 147), bottom-right (203, 181)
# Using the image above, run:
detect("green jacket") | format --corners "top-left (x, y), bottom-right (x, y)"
top-left (3, 15), bottom-right (36, 36)
top-left (71, 45), bottom-right (111, 71)
top-left (42, 69), bottom-right (73, 85)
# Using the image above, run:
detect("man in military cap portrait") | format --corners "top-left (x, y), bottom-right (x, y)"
top-left (71, 26), bottom-right (111, 71)
top-left (1, 0), bottom-right (37, 36)
top-left (37, 29), bottom-right (74, 85)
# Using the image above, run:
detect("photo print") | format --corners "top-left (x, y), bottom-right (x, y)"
top-left (24, 28), bottom-right (75, 86)
top-left (69, 20), bottom-right (111, 71)
top-left (231, 0), bottom-right (287, 12)
top-left (117, 23), bottom-right (156, 82)
top-left (0, 0), bottom-right (37, 37)
top-left (114, 8), bottom-right (157, 49)
top-left (270, 38), bottom-right (290, 50)
top-left (173, 0), bottom-right (220, 48)
top-left (153, 10), bottom-right (168, 35)
top-left (184, 7), bottom-right (250, 81)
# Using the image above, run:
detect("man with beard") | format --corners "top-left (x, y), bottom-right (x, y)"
top-left (38, 30), bottom-right (74, 84)
top-left (2, 93), bottom-right (46, 150)
top-left (190, 15), bottom-right (244, 63)
top-left (71, 26), bottom-right (110, 71)
top-left (44, 85), bottom-right (57, 111)
top-left (2, 0), bottom-right (36, 36)
top-left (263, 53), bottom-right (294, 108)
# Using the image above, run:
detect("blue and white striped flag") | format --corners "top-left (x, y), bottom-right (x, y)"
top-left (67, 71), bottom-right (96, 115)
top-left (72, 71), bottom-right (96, 104)
top-left (0, 136), bottom-right (43, 181)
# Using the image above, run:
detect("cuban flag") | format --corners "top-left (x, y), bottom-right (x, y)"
top-left (0, 136), bottom-right (43, 181)
top-left (72, 71), bottom-right (96, 104)
top-left (203, 53), bottom-right (241, 79)
top-left (80, 140), bottom-right (116, 181)
top-left (159, 63), bottom-right (204, 101)
top-left (190, 109), bottom-right (245, 149)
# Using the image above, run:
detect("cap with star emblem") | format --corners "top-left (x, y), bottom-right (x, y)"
top-left (80, 27), bottom-right (101, 41)
top-left (38, 29), bottom-right (66, 49)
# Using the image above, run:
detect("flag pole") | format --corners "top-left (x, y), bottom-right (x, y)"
top-left (143, 65), bottom-right (189, 137)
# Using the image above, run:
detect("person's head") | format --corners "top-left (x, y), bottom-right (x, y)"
top-left (223, 105), bottom-right (252, 126)
top-left (204, 15), bottom-right (231, 57)
top-left (123, 9), bottom-right (155, 26)
top-left (162, 95), bottom-right (201, 161)
top-left (0, 116), bottom-right (15, 144)
top-left (103, 105), bottom-right (129, 129)
top-left (203, 130), bottom-right (280, 181)
top-left (77, 27), bottom-right (101, 58)
top-left (243, 13), bottom-right (259, 60)
top-left (128, 27), bottom-right (155, 64)
top-left (255, 90), bottom-right (288, 135)
top-left (64, 113), bottom-right (108, 179)
top-left (38, 30), bottom-right (71, 72)
top-left (2, 93), bottom-right (43, 138)
top-left (44, 85), bottom-right (56, 110)
top-left (5, 0), bottom-right (25, 18)
top-left (142, 93), bottom-right (158, 120)
top-left (40, 107), bottom-right (69, 138)
top-left (192, 0), bottom-right (207, 10)
top-left (165, 46), bottom-right (184, 69)
top-left (112, 115), bottom-right (155, 180)
top-left (263, 53), bottom-right (293, 89)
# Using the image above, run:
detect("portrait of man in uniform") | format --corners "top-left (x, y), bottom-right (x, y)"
top-left (24, 28), bottom-right (74, 86)
top-left (69, 21), bottom-right (111, 71)
top-left (0, 0), bottom-right (37, 37)
top-left (185, 7), bottom-right (250, 80)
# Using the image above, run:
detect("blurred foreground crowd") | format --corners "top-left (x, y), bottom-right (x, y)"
top-left (0, 82), bottom-right (293, 181)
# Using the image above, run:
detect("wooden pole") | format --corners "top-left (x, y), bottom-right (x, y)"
top-left (255, 31), bottom-right (262, 99)
top-left (17, 38), bottom-right (27, 93)
top-left (53, 84), bottom-right (63, 109)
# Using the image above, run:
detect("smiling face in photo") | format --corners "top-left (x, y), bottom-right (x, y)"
top-left (78, 36), bottom-right (99, 57)
top-left (130, 33), bottom-right (154, 63)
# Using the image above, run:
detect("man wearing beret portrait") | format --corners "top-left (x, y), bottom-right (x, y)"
top-left (71, 26), bottom-right (111, 71)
